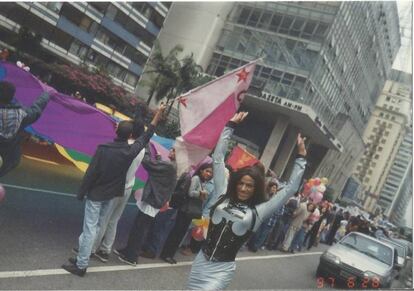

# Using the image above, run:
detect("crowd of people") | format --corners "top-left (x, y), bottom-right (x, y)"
top-left (245, 189), bottom-right (398, 256)
top-left (2, 78), bottom-right (395, 289)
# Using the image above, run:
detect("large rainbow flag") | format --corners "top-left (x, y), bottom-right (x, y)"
top-left (0, 61), bottom-right (173, 190)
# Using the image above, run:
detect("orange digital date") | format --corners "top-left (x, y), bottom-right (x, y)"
top-left (316, 277), bottom-right (381, 289)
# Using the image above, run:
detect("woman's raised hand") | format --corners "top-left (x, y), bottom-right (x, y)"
top-left (297, 134), bottom-right (307, 157)
top-left (230, 112), bottom-right (248, 124)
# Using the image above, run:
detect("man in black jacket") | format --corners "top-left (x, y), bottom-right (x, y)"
top-left (0, 81), bottom-right (50, 177)
top-left (62, 104), bottom-right (165, 277)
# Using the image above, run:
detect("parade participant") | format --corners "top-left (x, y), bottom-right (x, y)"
top-left (266, 192), bottom-right (299, 250)
top-left (247, 181), bottom-right (279, 252)
top-left (141, 166), bottom-right (193, 259)
top-left (0, 81), bottom-right (50, 177)
top-left (282, 199), bottom-right (315, 252)
top-left (186, 112), bottom-right (307, 290)
top-left (115, 144), bottom-right (177, 266)
top-left (160, 162), bottom-right (213, 264)
top-left (62, 104), bottom-right (165, 277)
top-left (306, 205), bottom-right (330, 250)
top-left (87, 120), bottom-right (147, 262)
top-left (325, 207), bottom-right (344, 245)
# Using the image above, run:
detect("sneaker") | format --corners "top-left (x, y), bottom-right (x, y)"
top-left (118, 253), bottom-right (137, 266)
top-left (247, 246), bottom-right (258, 253)
top-left (160, 256), bottom-right (177, 264)
top-left (62, 263), bottom-right (86, 277)
top-left (68, 257), bottom-right (77, 265)
top-left (94, 250), bottom-right (109, 263)
top-left (72, 247), bottom-right (94, 258)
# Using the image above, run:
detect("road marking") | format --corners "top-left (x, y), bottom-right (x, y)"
top-left (1, 183), bottom-right (75, 197)
top-left (0, 252), bottom-right (323, 279)
top-left (1, 184), bottom-right (136, 206)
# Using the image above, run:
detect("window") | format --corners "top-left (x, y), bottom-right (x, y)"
top-left (374, 154), bottom-right (379, 159)
top-left (304, 21), bottom-right (317, 34)
top-left (381, 139), bottom-right (386, 144)
top-left (131, 2), bottom-right (152, 19)
top-left (61, 4), bottom-right (97, 34)
top-left (88, 2), bottom-right (109, 14)
top-left (237, 7), bottom-right (251, 25)
top-left (150, 11), bottom-right (164, 29)
top-left (270, 13), bottom-right (282, 31)
top-left (124, 72), bottom-right (139, 87)
top-left (247, 9), bottom-right (261, 27)
top-left (391, 116), bottom-right (395, 121)
top-left (68, 40), bottom-right (88, 58)
top-left (105, 4), bottom-right (117, 19)
top-left (41, 2), bottom-right (63, 13)
top-left (51, 30), bottom-right (73, 50)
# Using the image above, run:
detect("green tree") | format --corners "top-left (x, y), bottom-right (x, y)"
top-left (141, 41), bottom-right (214, 111)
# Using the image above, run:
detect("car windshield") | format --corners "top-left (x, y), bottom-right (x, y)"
top-left (340, 233), bottom-right (393, 266)
top-left (383, 240), bottom-right (406, 258)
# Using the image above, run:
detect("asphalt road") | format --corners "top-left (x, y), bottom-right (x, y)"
top-left (0, 156), bottom-right (408, 289)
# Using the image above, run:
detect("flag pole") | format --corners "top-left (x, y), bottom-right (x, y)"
top-left (175, 57), bottom-right (263, 101)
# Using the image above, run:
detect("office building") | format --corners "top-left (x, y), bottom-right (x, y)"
top-left (0, 2), bottom-right (170, 92)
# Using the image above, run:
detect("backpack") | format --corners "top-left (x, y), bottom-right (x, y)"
top-left (169, 171), bottom-right (192, 209)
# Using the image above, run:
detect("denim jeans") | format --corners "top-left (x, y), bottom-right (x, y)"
top-left (248, 222), bottom-right (273, 250)
top-left (143, 208), bottom-right (177, 256)
top-left (92, 188), bottom-right (133, 254)
top-left (290, 226), bottom-right (306, 251)
top-left (77, 199), bottom-right (112, 269)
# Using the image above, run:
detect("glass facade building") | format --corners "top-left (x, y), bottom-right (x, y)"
top-left (206, 1), bottom-right (400, 136)
top-left (0, 2), bottom-right (170, 91)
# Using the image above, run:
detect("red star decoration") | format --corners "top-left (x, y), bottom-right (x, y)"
top-left (179, 97), bottom-right (188, 108)
top-left (236, 68), bottom-right (249, 83)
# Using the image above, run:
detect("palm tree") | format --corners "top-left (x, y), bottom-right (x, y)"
top-left (143, 42), bottom-right (182, 105)
top-left (141, 42), bottom-right (214, 112)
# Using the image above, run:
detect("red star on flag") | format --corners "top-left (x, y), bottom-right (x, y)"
top-left (236, 68), bottom-right (249, 83)
top-left (179, 97), bottom-right (188, 108)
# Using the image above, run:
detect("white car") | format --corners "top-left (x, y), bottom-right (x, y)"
top-left (317, 232), bottom-right (397, 288)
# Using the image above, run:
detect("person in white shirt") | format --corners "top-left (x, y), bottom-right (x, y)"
top-left (88, 120), bottom-right (146, 262)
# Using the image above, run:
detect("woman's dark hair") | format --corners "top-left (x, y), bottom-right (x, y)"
top-left (225, 165), bottom-right (266, 206)
top-left (194, 162), bottom-right (213, 182)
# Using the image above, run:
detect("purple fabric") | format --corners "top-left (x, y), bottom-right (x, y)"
top-left (3, 62), bottom-right (115, 157)
top-left (1, 62), bottom-right (152, 180)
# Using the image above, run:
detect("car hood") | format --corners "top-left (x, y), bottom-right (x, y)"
top-left (327, 244), bottom-right (392, 275)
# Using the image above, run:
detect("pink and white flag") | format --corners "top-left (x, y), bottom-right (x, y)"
top-left (175, 59), bottom-right (258, 175)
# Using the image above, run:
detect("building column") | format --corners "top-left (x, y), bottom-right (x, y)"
top-left (272, 126), bottom-right (298, 177)
top-left (260, 116), bottom-right (289, 170)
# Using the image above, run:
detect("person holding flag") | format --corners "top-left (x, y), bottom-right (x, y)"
top-left (186, 112), bottom-right (308, 289)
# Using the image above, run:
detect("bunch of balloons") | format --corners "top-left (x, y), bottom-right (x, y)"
top-left (302, 177), bottom-right (329, 204)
